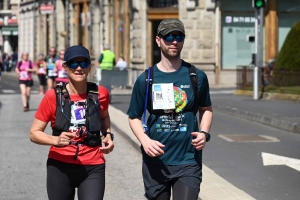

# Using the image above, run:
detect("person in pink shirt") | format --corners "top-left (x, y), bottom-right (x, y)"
top-left (15, 52), bottom-right (36, 111)
top-left (54, 50), bottom-right (69, 84)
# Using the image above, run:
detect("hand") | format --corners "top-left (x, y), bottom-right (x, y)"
top-left (55, 132), bottom-right (76, 147)
top-left (141, 136), bottom-right (165, 157)
top-left (191, 132), bottom-right (206, 150)
top-left (100, 135), bottom-right (114, 154)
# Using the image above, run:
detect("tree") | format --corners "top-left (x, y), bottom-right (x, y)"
top-left (275, 20), bottom-right (300, 70)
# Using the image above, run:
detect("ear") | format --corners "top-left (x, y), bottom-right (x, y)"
top-left (155, 36), bottom-right (161, 48)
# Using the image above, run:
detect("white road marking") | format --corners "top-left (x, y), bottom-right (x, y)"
top-left (2, 89), bottom-right (16, 93)
top-left (262, 152), bottom-right (300, 172)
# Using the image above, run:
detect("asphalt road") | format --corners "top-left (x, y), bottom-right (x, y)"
top-left (111, 95), bottom-right (300, 200)
top-left (1, 73), bottom-right (300, 200)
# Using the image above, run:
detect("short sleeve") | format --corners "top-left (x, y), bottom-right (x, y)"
top-left (127, 72), bottom-right (147, 118)
top-left (98, 85), bottom-right (109, 112)
top-left (197, 70), bottom-right (212, 107)
top-left (35, 89), bottom-right (56, 126)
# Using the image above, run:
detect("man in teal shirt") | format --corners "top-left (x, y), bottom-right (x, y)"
top-left (127, 19), bottom-right (213, 200)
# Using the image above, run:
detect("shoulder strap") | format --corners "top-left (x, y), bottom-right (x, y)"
top-left (87, 82), bottom-right (99, 100)
top-left (17, 61), bottom-right (22, 70)
top-left (144, 66), bottom-right (153, 112)
top-left (187, 63), bottom-right (198, 115)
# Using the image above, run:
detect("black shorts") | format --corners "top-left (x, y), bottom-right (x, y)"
top-left (142, 162), bottom-right (202, 199)
top-left (19, 80), bottom-right (33, 87)
top-left (47, 76), bottom-right (57, 81)
top-left (38, 74), bottom-right (47, 86)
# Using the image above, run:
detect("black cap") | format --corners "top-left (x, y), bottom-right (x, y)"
top-left (64, 45), bottom-right (90, 63)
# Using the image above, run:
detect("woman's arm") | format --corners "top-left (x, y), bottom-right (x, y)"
top-left (30, 118), bottom-right (75, 146)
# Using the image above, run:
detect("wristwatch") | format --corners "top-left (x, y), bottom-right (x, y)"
top-left (200, 131), bottom-right (211, 142)
top-left (105, 132), bottom-right (114, 141)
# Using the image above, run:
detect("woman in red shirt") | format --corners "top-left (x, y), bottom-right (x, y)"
top-left (15, 52), bottom-right (36, 111)
top-left (30, 45), bottom-right (114, 200)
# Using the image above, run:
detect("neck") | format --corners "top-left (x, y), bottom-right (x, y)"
top-left (67, 81), bottom-right (87, 95)
top-left (157, 57), bottom-right (182, 72)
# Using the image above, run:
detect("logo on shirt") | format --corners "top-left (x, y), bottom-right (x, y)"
top-left (180, 85), bottom-right (190, 88)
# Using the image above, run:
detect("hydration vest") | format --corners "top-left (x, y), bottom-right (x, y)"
top-left (145, 63), bottom-right (198, 115)
top-left (52, 82), bottom-right (101, 159)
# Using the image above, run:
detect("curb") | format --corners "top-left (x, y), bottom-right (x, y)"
top-left (108, 105), bottom-right (256, 200)
top-left (235, 90), bottom-right (300, 102)
top-left (213, 104), bottom-right (300, 133)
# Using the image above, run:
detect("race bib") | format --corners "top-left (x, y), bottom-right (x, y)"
top-left (20, 71), bottom-right (29, 79)
top-left (58, 70), bottom-right (68, 78)
top-left (48, 69), bottom-right (57, 77)
top-left (38, 68), bottom-right (46, 74)
top-left (70, 101), bottom-right (86, 128)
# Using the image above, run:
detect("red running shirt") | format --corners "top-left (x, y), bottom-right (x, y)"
top-left (35, 85), bottom-right (109, 165)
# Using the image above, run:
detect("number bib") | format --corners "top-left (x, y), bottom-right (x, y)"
top-left (58, 70), bottom-right (68, 78)
top-left (20, 71), bottom-right (29, 79)
top-left (48, 69), bottom-right (57, 77)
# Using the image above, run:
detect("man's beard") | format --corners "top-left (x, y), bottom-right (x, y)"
top-left (161, 47), bottom-right (182, 60)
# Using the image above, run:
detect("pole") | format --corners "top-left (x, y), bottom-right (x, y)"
top-left (253, 7), bottom-right (264, 100)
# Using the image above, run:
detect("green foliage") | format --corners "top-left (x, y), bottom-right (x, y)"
top-left (275, 20), bottom-right (300, 70)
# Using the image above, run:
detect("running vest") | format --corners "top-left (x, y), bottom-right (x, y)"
top-left (53, 82), bottom-right (102, 153)
top-left (99, 50), bottom-right (115, 70)
top-left (145, 63), bottom-right (198, 115)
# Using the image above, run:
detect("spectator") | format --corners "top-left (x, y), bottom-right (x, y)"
top-left (116, 55), bottom-right (127, 71)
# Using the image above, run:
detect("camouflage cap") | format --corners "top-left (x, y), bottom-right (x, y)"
top-left (157, 19), bottom-right (185, 36)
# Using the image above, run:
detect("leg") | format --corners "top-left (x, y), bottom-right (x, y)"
top-left (47, 159), bottom-right (75, 200)
top-left (47, 77), bottom-right (54, 90)
top-left (26, 86), bottom-right (31, 108)
top-left (77, 164), bottom-right (105, 200)
top-left (172, 179), bottom-right (200, 200)
top-left (19, 84), bottom-right (27, 108)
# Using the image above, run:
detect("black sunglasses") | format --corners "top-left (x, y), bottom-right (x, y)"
top-left (161, 33), bottom-right (185, 42)
top-left (65, 60), bottom-right (90, 69)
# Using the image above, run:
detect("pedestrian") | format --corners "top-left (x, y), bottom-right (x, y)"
top-left (115, 55), bottom-right (127, 71)
top-left (11, 50), bottom-right (18, 71)
top-left (15, 52), bottom-right (36, 112)
top-left (98, 44), bottom-right (116, 102)
top-left (54, 49), bottom-right (69, 84)
top-left (45, 47), bottom-right (58, 90)
top-left (30, 45), bottom-right (114, 200)
top-left (127, 19), bottom-right (213, 200)
top-left (35, 53), bottom-right (47, 95)
top-left (2, 51), bottom-right (9, 72)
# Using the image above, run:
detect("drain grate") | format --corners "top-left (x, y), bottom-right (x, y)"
top-left (218, 134), bottom-right (280, 142)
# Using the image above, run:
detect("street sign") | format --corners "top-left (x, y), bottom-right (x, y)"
top-left (40, 4), bottom-right (54, 15)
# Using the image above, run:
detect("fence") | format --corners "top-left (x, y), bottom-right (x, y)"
top-left (237, 66), bottom-right (300, 94)
top-left (94, 67), bottom-right (140, 89)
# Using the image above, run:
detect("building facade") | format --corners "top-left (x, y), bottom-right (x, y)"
top-left (16, 0), bottom-right (300, 87)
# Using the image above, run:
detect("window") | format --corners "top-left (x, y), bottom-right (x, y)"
top-left (148, 0), bottom-right (178, 8)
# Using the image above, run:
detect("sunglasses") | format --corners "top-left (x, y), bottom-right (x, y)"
top-left (65, 60), bottom-right (90, 69)
top-left (162, 33), bottom-right (185, 42)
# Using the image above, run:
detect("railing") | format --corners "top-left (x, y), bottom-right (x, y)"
top-left (237, 66), bottom-right (300, 95)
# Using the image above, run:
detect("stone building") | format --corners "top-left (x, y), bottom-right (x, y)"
top-left (16, 0), bottom-right (300, 87)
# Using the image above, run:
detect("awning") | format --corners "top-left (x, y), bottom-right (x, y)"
top-left (1, 26), bottom-right (18, 36)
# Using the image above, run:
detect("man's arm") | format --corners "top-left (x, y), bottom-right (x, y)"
top-left (198, 106), bottom-right (213, 133)
top-left (191, 106), bottom-right (213, 150)
top-left (128, 117), bottom-right (165, 157)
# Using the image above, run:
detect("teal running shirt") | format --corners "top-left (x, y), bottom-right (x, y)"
top-left (127, 60), bottom-right (212, 165)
